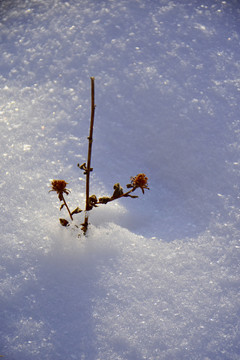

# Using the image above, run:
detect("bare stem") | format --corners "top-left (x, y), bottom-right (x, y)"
top-left (84, 77), bottom-right (96, 231)
top-left (62, 195), bottom-right (73, 220)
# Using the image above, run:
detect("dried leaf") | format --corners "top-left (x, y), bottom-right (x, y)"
top-left (59, 218), bottom-right (69, 227)
top-left (112, 183), bottom-right (123, 198)
top-left (77, 163), bottom-right (93, 175)
top-left (89, 195), bottom-right (98, 206)
top-left (78, 162), bottom-right (87, 170)
top-left (98, 196), bottom-right (112, 204)
top-left (71, 207), bottom-right (82, 215)
top-left (89, 194), bottom-right (97, 202)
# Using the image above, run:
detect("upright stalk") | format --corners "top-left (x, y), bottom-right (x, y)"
top-left (83, 77), bottom-right (96, 232)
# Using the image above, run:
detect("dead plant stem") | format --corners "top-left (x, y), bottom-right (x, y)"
top-left (62, 195), bottom-right (73, 220)
top-left (84, 77), bottom-right (96, 230)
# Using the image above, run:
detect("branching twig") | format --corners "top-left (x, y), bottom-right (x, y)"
top-left (49, 79), bottom-right (149, 235)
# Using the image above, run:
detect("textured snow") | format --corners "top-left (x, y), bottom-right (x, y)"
top-left (0, 0), bottom-right (240, 359)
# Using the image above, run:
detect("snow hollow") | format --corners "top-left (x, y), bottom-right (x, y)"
top-left (0, 0), bottom-right (239, 359)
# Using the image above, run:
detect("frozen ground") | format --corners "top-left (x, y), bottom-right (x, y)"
top-left (0, 0), bottom-right (240, 359)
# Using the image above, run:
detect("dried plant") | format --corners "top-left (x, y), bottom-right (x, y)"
top-left (50, 77), bottom-right (149, 235)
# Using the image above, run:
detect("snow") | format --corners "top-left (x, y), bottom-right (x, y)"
top-left (0, 0), bottom-right (240, 359)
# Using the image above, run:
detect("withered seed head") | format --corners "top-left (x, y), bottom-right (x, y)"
top-left (50, 180), bottom-right (70, 200)
top-left (130, 173), bottom-right (149, 194)
top-left (51, 180), bottom-right (68, 193)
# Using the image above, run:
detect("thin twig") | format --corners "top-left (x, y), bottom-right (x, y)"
top-left (97, 187), bottom-right (137, 204)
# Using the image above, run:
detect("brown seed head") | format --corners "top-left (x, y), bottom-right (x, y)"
top-left (50, 180), bottom-right (70, 200)
top-left (130, 173), bottom-right (149, 194)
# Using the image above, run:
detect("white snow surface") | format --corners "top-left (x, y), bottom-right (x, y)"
top-left (0, 0), bottom-right (240, 359)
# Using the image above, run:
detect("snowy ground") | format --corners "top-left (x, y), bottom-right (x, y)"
top-left (0, 0), bottom-right (240, 359)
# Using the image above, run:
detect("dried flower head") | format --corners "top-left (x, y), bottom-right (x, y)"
top-left (130, 173), bottom-right (149, 194)
top-left (50, 179), bottom-right (70, 200)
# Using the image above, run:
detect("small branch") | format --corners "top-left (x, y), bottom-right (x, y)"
top-left (97, 187), bottom-right (137, 204)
